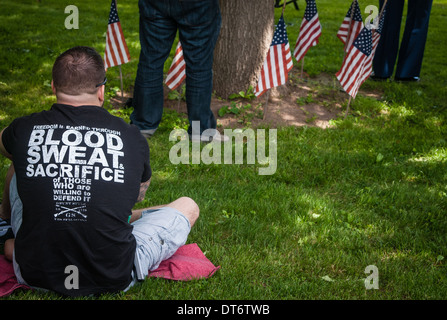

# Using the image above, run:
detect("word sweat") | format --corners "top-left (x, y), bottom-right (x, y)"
top-left (26, 125), bottom-right (125, 183)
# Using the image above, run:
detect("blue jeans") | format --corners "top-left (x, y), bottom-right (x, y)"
top-left (131, 0), bottom-right (221, 135)
top-left (372, 0), bottom-right (433, 79)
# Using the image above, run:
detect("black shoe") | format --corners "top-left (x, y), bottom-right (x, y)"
top-left (395, 77), bottom-right (420, 82)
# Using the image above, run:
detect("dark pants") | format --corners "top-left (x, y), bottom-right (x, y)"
top-left (131, 0), bottom-right (221, 134)
top-left (373, 0), bottom-right (433, 79)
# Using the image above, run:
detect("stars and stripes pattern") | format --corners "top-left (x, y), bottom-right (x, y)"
top-left (104, 0), bottom-right (130, 69)
top-left (336, 27), bottom-right (373, 98)
top-left (358, 5), bottom-right (387, 85)
top-left (165, 41), bottom-right (186, 90)
top-left (337, 0), bottom-right (364, 52)
top-left (293, 0), bottom-right (322, 63)
top-left (254, 15), bottom-right (293, 97)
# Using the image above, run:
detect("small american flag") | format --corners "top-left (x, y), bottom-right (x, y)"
top-left (255, 15), bottom-right (293, 97)
top-left (358, 6), bottom-right (387, 85)
top-left (337, 0), bottom-right (364, 52)
top-left (165, 41), bottom-right (186, 90)
top-left (104, 0), bottom-right (130, 69)
top-left (336, 27), bottom-right (373, 98)
top-left (293, 0), bottom-right (322, 63)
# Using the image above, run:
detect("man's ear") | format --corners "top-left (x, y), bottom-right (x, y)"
top-left (97, 84), bottom-right (105, 104)
top-left (51, 80), bottom-right (56, 95)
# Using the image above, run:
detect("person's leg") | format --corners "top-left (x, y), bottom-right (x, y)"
top-left (131, 197), bottom-right (199, 279)
top-left (4, 239), bottom-right (14, 261)
top-left (395, 0), bottom-right (433, 80)
top-left (130, 0), bottom-right (178, 134)
top-left (163, 196), bottom-right (199, 227)
top-left (174, 0), bottom-right (221, 136)
top-left (130, 196), bottom-right (199, 227)
top-left (372, 0), bottom-right (405, 79)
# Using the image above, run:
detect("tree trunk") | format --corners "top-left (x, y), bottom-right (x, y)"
top-left (213, 0), bottom-right (274, 99)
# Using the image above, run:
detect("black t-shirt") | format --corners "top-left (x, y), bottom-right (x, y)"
top-left (2, 103), bottom-right (151, 296)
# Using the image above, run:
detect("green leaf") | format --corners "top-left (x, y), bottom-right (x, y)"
top-left (167, 90), bottom-right (180, 100)
top-left (321, 275), bottom-right (335, 282)
top-left (230, 106), bottom-right (240, 115)
top-left (218, 106), bottom-right (229, 117)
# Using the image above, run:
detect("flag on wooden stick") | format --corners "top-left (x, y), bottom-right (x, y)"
top-left (358, 5), bottom-right (387, 85)
top-left (104, 0), bottom-right (130, 69)
top-left (337, 0), bottom-right (364, 52)
top-left (165, 41), bottom-right (186, 90)
top-left (336, 27), bottom-right (373, 99)
top-left (293, 0), bottom-right (322, 63)
top-left (255, 15), bottom-right (293, 97)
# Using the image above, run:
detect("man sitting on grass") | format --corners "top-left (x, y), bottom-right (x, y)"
top-left (0, 46), bottom-right (199, 297)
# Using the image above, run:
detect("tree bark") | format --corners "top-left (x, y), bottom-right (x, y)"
top-left (212, 0), bottom-right (274, 98)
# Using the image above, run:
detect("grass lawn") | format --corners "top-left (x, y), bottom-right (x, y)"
top-left (0, 0), bottom-right (446, 301)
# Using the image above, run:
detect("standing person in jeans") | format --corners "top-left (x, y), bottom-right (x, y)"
top-left (372, 0), bottom-right (433, 82)
top-left (130, 0), bottom-right (226, 142)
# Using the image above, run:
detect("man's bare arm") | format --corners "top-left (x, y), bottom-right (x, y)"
top-left (0, 128), bottom-right (12, 160)
top-left (137, 177), bottom-right (151, 202)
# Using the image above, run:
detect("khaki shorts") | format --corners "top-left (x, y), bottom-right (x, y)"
top-left (132, 207), bottom-right (191, 280)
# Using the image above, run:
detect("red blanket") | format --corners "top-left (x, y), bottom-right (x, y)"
top-left (0, 243), bottom-right (220, 297)
top-left (0, 255), bottom-right (29, 297)
top-left (148, 243), bottom-right (220, 281)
